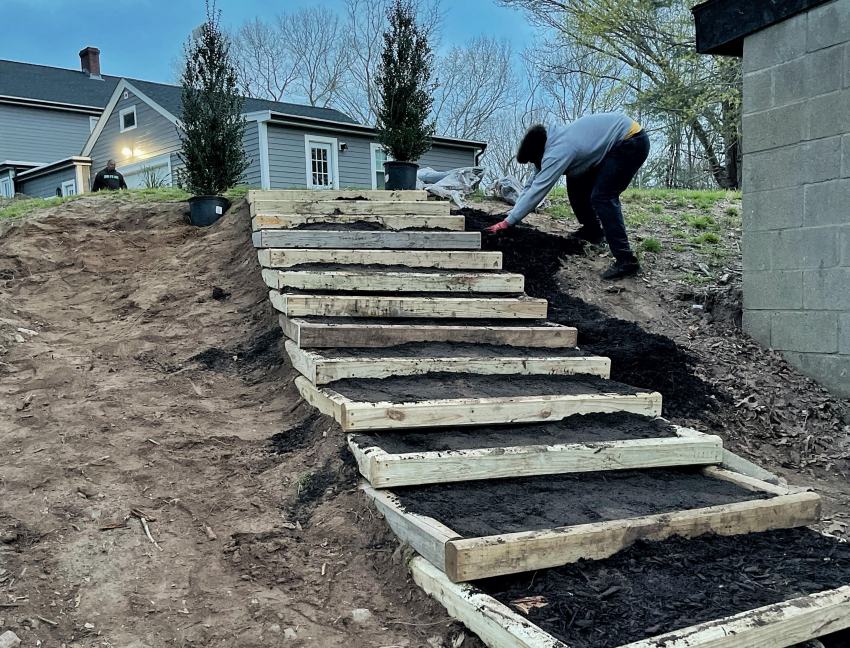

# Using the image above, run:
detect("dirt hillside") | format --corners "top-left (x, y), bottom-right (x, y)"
top-left (0, 197), bottom-right (469, 648)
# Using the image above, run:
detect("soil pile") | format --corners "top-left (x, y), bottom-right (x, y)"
top-left (461, 208), bottom-right (720, 418)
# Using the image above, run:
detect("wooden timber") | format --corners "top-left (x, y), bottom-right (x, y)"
top-left (251, 213), bottom-right (465, 231)
top-left (285, 340), bottom-right (608, 384)
top-left (247, 189), bottom-right (429, 203)
top-left (280, 316), bottom-right (577, 349)
top-left (269, 291), bottom-right (548, 319)
top-left (411, 556), bottom-right (850, 648)
top-left (258, 248), bottom-right (503, 270)
top-left (294, 376), bottom-right (662, 432)
top-left (249, 199), bottom-right (451, 217)
top-left (252, 229), bottom-right (481, 250)
top-left (364, 470), bottom-right (821, 582)
top-left (262, 268), bottom-right (525, 294)
top-left (347, 427), bottom-right (724, 488)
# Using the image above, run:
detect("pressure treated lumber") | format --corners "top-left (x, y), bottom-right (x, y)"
top-left (247, 189), bottom-right (429, 202)
top-left (249, 199), bottom-right (450, 217)
top-left (269, 291), bottom-right (548, 319)
top-left (286, 340), bottom-right (608, 384)
top-left (258, 248), bottom-right (503, 270)
top-left (280, 316), bottom-right (577, 349)
top-left (347, 427), bottom-right (724, 488)
top-left (252, 229), bottom-right (481, 250)
top-left (295, 376), bottom-right (662, 431)
top-left (364, 471), bottom-right (821, 581)
top-left (252, 213), bottom-right (465, 231)
top-left (411, 556), bottom-right (850, 648)
top-left (262, 268), bottom-right (525, 294)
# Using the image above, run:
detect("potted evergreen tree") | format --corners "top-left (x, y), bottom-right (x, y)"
top-left (179, 1), bottom-right (248, 226)
top-left (375, 0), bottom-right (436, 190)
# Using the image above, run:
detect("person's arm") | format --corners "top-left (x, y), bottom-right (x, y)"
top-left (118, 172), bottom-right (127, 190)
top-left (505, 154), bottom-right (571, 225)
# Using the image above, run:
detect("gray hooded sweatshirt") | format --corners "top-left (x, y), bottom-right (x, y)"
top-left (506, 112), bottom-right (636, 225)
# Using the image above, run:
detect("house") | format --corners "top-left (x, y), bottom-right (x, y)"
top-left (693, 0), bottom-right (849, 397)
top-left (0, 48), bottom-right (486, 198)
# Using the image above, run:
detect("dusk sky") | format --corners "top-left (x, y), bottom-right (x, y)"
top-left (1, 0), bottom-right (535, 84)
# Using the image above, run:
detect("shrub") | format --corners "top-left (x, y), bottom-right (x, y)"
top-left (640, 238), bottom-right (662, 253)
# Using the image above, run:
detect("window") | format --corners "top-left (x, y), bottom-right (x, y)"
top-left (119, 105), bottom-right (137, 132)
top-left (61, 180), bottom-right (76, 197)
top-left (370, 143), bottom-right (394, 190)
top-left (303, 135), bottom-right (339, 189)
top-left (89, 116), bottom-right (100, 132)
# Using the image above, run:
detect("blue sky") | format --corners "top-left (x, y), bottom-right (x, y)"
top-left (2, 0), bottom-right (534, 84)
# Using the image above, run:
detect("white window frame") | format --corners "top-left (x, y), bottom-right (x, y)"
top-left (89, 116), bottom-right (100, 132)
top-left (119, 105), bottom-right (137, 133)
top-left (304, 134), bottom-right (340, 189)
top-left (369, 143), bottom-right (395, 190)
top-left (61, 179), bottom-right (77, 197)
top-left (0, 174), bottom-right (13, 198)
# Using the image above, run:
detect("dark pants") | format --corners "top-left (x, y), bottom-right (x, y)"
top-left (567, 130), bottom-right (650, 263)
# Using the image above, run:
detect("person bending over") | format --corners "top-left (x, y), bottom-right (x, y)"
top-left (91, 160), bottom-right (128, 192)
top-left (486, 112), bottom-right (650, 280)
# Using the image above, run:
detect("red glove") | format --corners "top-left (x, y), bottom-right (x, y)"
top-left (484, 219), bottom-right (510, 234)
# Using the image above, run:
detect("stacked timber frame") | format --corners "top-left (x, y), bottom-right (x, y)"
top-left (248, 189), bottom-right (849, 648)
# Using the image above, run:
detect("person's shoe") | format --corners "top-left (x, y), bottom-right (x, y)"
top-left (571, 225), bottom-right (605, 244)
top-left (601, 259), bottom-right (641, 280)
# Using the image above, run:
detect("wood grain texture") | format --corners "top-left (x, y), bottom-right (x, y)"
top-left (253, 229), bottom-right (481, 250)
top-left (252, 213), bottom-right (465, 231)
top-left (247, 189), bottom-right (429, 203)
top-left (258, 248), bottom-right (503, 270)
top-left (249, 199), bottom-right (451, 217)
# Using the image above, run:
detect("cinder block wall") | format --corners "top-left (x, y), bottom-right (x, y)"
top-left (741, 0), bottom-right (850, 396)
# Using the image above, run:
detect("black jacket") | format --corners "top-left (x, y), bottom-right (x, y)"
top-left (92, 168), bottom-right (127, 191)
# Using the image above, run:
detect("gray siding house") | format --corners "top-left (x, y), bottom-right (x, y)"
top-left (0, 49), bottom-right (485, 198)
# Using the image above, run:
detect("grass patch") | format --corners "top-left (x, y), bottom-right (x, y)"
top-left (686, 214), bottom-right (718, 231)
top-left (545, 203), bottom-right (574, 220)
top-left (691, 232), bottom-right (722, 245)
top-left (640, 238), bottom-right (662, 253)
top-left (0, 194), bottom-right (86, 220)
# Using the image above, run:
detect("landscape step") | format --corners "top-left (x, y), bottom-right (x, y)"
top-left (252, 213), bottom-right (465, 231)
top-left (294, 374), bottom-right (662, 431)
top-left (285, 340), bottom-right (609, 384)
top-left (252, 229), bottom-right (481, 250)
top-left (249, 199), bottom-right (451, 217)
top-left (365, 467), bottom-right (820, 581)
top-left (269, 291), bottom-right (547, 319)
top-left (279, 316), bottom-right (577, 349)
top-left (247, 189), bottom-right (429, 203)
top-left (258, 248), bottom-right (503, 270)
top-left (262, 268), bottom-right (525, 294)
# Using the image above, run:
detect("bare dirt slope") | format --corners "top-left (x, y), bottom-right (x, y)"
top-left (0, 197), bottom-right (468, 648)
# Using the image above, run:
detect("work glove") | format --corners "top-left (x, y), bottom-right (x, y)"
top-left (484, 219), bottom-right (510, 235)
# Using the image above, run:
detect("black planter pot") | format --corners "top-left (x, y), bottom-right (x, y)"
top-left (188, 195), bottom-right (231, 227)
top-left (384, 161), bottom-right (419, 190)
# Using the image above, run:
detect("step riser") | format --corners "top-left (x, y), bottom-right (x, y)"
top-left (262, 269), bottom-right (524, 294)
top-left (253, 230), bottom-right (481, 250)
top-left (250, 200), bottom-right (450, 217)
top-left (270, 291), bottom-right (547, 319)
top-left (280, 315), bottom-right (578, 349)
top-left (252, 214), bottom-right (465, 231)
top-left (248, 189), bottom-right (429, 203)
top-left (258, 249), bottom-right (503, 270)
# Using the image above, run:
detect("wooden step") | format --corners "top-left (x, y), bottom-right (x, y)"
top-left (262, 269), bottom-right (524, 294)
top-left (252, 229), bottom-right (480, 250)
top-left (365, 467), bottom-right (821, 581)
top-left (249, 199), bottom-right (451, 217)
top-left (252, 213), bottom-right (465, 231)
top-left (410, 557), bottom-right (850, 648)
top-left (269, 291), bottom-right (548, 319)
top-left (295, 374), bottom-right (662, 431)
top-left (280, 316), bottom-right (577, 349)
top-left (286, 340), bottom-right (608, 384)
top-left (348, 420), bottom-right (723, 488)
top-left (258, 249), bottom-right (503, 270)
top-left (247, 189), bottom-right (429, 203)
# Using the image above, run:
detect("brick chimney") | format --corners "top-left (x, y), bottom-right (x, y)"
top-left (79, 47), bottom-right (101, 78)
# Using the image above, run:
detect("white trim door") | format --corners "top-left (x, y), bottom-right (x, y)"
top-left (0, 175), bottom-right (13, 198)
top-left (61, 179), bottom-right (77, 197)
top-left (370, 143), bottom-right (394, 190)
top-left (304, 135), bottom-right (339, 189)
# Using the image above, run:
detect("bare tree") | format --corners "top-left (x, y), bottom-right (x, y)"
top-left (433, 37), bottom-right (515, 140)
top-left (231, 18), bottom-right (298, 101)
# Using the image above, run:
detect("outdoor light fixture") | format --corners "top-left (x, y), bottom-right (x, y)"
top-left (339, 142), bottom-right (348, 152)
top-left (121, 147), bottom-right (132, 158)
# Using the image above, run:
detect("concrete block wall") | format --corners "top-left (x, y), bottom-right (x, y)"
top-left (741, 0), bottom-right (850, 396)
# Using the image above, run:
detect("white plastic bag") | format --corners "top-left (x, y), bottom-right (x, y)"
top-left (416, 166), bottom-right (485, 208)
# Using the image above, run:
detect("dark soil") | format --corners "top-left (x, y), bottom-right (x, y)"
top-left (319, 342), bottom-right (586, 359)
top-left (189, 326), bottom-right (283, 378)
top-left (351, 412), bottom-right (677, 454)
top-left (328, 372), bottom-right (646, 402)
top-left (392, 467), bottom-right (768, 536)
top-left (460, 209), bottom-right (720, 418)
top-left (479, 528), bottom-right (850, 648)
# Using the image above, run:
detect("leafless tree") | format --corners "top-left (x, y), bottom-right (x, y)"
top-left (231, 18), bottom-right (298, 101)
